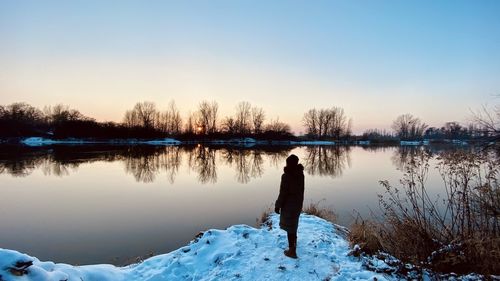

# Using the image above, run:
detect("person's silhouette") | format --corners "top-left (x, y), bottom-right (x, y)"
top-left (274, 154), bottom-right (305, 259)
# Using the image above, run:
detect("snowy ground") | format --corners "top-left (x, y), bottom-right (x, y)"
top-left (0, 214), bottom-right (402, 281)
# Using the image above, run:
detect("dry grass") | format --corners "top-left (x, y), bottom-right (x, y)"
top-left (348, 218), bottom-right (383, 256)
top-left (257, 207), bottom-right (273, 229)
top-left (257, 201), bottom-right (337, 227)
top-left (302, 201), bottom-right (337, 224)
top-left (369, 150), bottom-right (500, 275)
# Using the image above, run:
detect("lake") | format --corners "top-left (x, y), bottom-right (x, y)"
top-left (0, 144), bottom-right (469, 265)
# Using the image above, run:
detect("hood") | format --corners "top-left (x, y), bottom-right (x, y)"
top-left (284, 164), bottom-right (304, 175)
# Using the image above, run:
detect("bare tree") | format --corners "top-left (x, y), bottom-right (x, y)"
top-left (326, 107), bottom-right (348, 139)
top-left (157, 101), bottom-right (182, 135)
top-left (303, 108), bottom-right (319, 138)
top-left (184, 112), bottom-right (196, 134)
top-left (392, 114), bottom-right (428, 140)
top-left (2, 102), bottom-right (44, 123)
top-left (123, 101), bottom-right (158, 129)
top-left (303, 107), bottom-right (351, 139)
top-left (196, 100), bottom-right (219, 135)
top-left (441, 121), bottom-right (467, 139)
top-left (123, 110), bottom-right (138, 127)
top-left (197, 101), bottom-right (210, 134)
top-left (235, 101), bottom-right (252, 134)
top-left (265, 117), bottom-right (291, 135)
top-left (472, 105), bottom-right (500, 137)
top-left (209, 101), bottom-right (219, 134)
top-left (221, 116), bottom-right (237, 134)
top-left (251, 107), bottom-right (265, 134)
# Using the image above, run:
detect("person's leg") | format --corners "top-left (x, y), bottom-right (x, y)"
top-left (284, 231), bottom-right (298, 258)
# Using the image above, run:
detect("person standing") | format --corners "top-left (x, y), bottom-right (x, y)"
top-left (275, 154), bottom-right (305, 259)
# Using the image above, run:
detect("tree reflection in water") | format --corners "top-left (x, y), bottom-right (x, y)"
top-left (389, 145), bottom-right (480, 171)
top-left (3, 144), bottom-right (478, 184)
top-left (41, 156), bottom-right (78, 177)
top-left (124, 146), bottom-right (182, 183)
top-left (390, 146), bottom-right (429, 171)
top-left (303, 146), bottom-right (351, 178)
top-left (0, 157), bottom-right (43, 177)
top-left (0, 146), bottom-right (64, 177)
top-left (187, 145), bottom-right (217, 184)
top-left (220, 149), bottom-right (259, 183)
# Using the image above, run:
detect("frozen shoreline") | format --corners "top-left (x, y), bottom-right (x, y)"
top-left (1, 214), bottom-right (396, 281)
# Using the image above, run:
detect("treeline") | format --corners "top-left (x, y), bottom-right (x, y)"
top-left (361, 113), bottom-right (493, 142)
top-left (123, 101), bottom-right (355, 140)
top-left (121, 100), bottom-right (294, 140)
top-left (0, 103), bottom-right (166, 139)
top-left (1, 101), bottom-right (496, 142)
top-left (0, 101), bottom-right (298, 140)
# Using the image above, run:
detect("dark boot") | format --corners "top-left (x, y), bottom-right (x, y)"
top-left (284, 232), bottom-right (298, 259)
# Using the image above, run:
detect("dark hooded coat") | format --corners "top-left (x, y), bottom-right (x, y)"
top-left (275, 164), bottom-right (305, 233)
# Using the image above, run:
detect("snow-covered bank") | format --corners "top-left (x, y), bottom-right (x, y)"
top-left (290, 140), bottom-right (336, 145)
top-left (1, 214), bottom-right (395, 281)
top-left (20, 137), bottom-right (181, 146)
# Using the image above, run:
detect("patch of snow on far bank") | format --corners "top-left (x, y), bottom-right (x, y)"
top-left (291, 140), bottom-right (335, 145)
top-left (400, 140), bottom-right (422, 146)
top-left (144, 138), bottom-right (182, 145)
top-left (20, 137), bottom-right (182, 147)
top-left (1, 214), bottom-right (395, 281)
top-left (21, 137), bottom-right (75, 146)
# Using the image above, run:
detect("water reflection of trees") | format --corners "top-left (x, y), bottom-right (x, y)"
top-left (187, 145), bottom-right (217, 184)
top-left (124, 146), bottom-right (181, 183)
top-left (188, 146), bottom-right (290, 184)
top-left (41, 156), bottom-right (79, 176)
top-left (265, 149), bottom-right (292, 169)
top-left (390, 145), bottom-right (478, 171)
top-left (0, 146), bottom-right (179, 182)
top-left (0, 157), bottom-right (44, 177)
top-left (303, 146), bottom-right (351, 178)
top-left (220, 149), bottom-right (265, 183)
top-left (1, 144), bottom-right (358, 183)
top-left (391, 146), bottom-right (429, 171)
top-left (0, 146), bottom-right (80, 177)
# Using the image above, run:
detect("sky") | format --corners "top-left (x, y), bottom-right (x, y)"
top-left (1, 0), bottom-right (499, 134)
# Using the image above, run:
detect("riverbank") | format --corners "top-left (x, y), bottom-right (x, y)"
top-left (1, 214), bottom-right (488, 281)
top-left (0, 214), bottom-right (397, 281)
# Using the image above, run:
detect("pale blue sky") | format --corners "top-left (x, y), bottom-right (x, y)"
top-left (1, 0), bottom-right (499, 133)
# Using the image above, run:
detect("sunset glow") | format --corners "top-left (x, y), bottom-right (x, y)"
top-left (1, 0), bottom-right (499, 134)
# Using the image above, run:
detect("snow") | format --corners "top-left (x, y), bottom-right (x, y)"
top-left (451, 140), bottom-right (468, 145)
top-left (21, 137), bottom-right (65, 146)
top-left (20, 137), bottom-right (182, 146)
top-left (291, 140), bottom-right (335, 145)
top-left (0, 214), bottom-right (396, 281)
top-left (400, 141), bottom-right (422, 146)
top-left (144, 138), bottom-right (182, 145)
top-left (227, 138), bottom-right (258, 147)
top-left (228, 137), bottom-right (257, 143)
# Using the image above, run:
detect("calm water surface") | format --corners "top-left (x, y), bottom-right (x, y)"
top-left (0, 144), bottom-right (465, 265)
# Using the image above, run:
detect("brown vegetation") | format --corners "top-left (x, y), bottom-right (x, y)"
top-left (348, 218), bottom-right (382, 256)
top-left (257, 201), bottom-right (337, 227)
top-left (350, 149), bottom-right (500, 275)
top-left (302, 201), bottom-right (337, 224)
